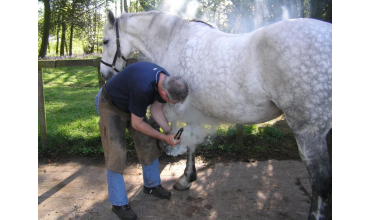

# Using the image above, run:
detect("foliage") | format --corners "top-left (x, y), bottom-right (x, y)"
top-left (38, 0), bottom-right (331, 58)
top-left (260, 126), bottom-right (284, 143)
top-left (39, 0), bottom-right (51, 58)
top-left (196, 123), bottom-right (298, 160)
top-left (38, 0), bottom-right (109, 56)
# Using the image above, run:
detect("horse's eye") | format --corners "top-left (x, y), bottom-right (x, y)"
top-left (103, 40), bottom-right (109, 45)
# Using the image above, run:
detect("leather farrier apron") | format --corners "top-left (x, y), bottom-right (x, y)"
top-left (98, 85), bottom-right (162, 174)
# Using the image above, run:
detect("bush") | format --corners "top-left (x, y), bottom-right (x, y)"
top-left (260, 126), bottom-right (284, 143)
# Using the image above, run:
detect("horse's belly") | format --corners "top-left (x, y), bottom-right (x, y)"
top-left (191, 95), bottom-right (283, 125)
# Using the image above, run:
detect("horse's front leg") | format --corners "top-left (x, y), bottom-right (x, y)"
top-left (173, 145), bottom-right (197, 190)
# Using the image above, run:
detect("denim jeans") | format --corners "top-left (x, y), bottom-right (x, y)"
top-left (107, 158), bottom-right (161, 206)
top-left (94, 88), bottom-right (102, 115)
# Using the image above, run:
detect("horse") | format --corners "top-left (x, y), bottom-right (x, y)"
top-left (99, 10), bottom-right (332, 220)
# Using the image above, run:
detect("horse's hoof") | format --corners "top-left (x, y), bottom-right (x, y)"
top-left (173, 174), bottom-right (192, 190)
top-left (173, 182), bottom-right (192, 191)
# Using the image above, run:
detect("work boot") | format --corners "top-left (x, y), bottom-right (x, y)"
top-left (143, 184), bottom-right (172, 199)
top-left (112, 204), bottom-right (137, 220)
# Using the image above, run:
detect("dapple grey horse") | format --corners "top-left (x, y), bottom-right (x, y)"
top-left (99, 10), bottom-right (332, 220)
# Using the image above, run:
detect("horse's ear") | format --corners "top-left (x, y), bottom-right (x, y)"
top-left (108, 10), bottom-right (115, 26)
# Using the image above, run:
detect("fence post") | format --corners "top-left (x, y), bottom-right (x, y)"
top-left (236, 124), bottom-right (243, 146)
top-left (38, 68), bottom-right (47, 148)
top-left (97, 66), bottom-right (105, 88)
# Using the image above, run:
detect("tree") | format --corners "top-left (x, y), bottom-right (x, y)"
top-left (139, 0), bottom-right (156, 11)
top-left (310, 0), bottom-right (327, 21)
top-left (55, 12), bottom-right (61, 55)
top-left (323, 0), bottom-right (332, 23)
top-left (39, 0), bottom-right (51, 58)
top-left (69, 0), bottom-right (77, 56)
top-left (38, 0), bottom-right (332, 57)
top-left (60, 0), bottom-right (67, 56)
top-left (124, 0), bottom-right (128, 13)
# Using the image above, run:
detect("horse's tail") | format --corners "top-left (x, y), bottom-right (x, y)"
top-left (326, 128), bottom-right (332, 163)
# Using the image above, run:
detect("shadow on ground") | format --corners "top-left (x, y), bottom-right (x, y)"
top-left (38, 155), bottom-right (311, 220)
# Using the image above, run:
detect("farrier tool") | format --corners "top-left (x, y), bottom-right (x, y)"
top-left (161, 127), bottom-right (184, 153)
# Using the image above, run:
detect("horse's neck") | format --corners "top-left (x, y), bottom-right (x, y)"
top-left (125, 13), bottom-right (199, 63)
top-left (124, 12), bottom-right (244, 69)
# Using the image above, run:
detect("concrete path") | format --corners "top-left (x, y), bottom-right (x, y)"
top-left (38, 156), bottom-right (311, 220)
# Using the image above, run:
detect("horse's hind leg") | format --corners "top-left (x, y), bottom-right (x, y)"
top-left (294, 130), bottom-right (332, 220)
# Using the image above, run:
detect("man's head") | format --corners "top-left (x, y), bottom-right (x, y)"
top-left (162, 76), bottom-right (189, 104)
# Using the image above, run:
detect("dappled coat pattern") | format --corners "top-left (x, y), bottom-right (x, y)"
top-left (99, 11), bottom-right (332, 220)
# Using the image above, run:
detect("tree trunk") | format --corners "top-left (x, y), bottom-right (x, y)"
top-left (65, 38), bottom-right (69, 55)
top-left (60, 18), bottom-right (66, 56)
top-left (323, 0), bottom-right (332, 23)
top-left (69, 0), bottom-right (77, 56)
top-left (96, 13), bottom-right (99, 53)
top-left (310, 0), bottom-right (325, 20)
top-left (39, 0), bottom-right (51, 58)
top-left (124, 0), bottom-right (128, 13)
top-left (94, 2), bottom-right (97, 53)
top-left (56, 14), bottom-right (60, 54)
top-left (69, 23), bottom-right (74, 56)
top-left (60, 0), bottom-right (67, 56)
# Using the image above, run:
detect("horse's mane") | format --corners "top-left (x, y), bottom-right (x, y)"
top-left (116, 11), bottom-right (217, 48)
top-left (122, 11), bottom-right (215, 30)
top-left (188, 19), bottom-right (216, 29)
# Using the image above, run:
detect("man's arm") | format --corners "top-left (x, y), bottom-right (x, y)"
top-left (150, 101), bottom-right (172, 134)
top-left (131, 113), bottom-right (180, 147)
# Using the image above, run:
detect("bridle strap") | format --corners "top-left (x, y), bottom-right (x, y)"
top-left (100, 59), bottom-right (121, 73)
top-left (100, 20), bottom-right (128, 73)
top-left (115, 21), bottom-right (127, 62)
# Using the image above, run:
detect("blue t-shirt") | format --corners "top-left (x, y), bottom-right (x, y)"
top-left (105, 62), bottom-right (169, 117)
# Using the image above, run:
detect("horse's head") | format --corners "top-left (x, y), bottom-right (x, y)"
top-left (100, 10), bottom-right (133, 80)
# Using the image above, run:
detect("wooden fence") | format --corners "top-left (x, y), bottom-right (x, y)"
top-left (38, 58), bottom-right (104, 148)
top-left (38, 58), bottom-right (243, 148)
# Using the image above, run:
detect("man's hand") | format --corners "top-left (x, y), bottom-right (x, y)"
top-left (164, 134), bottom-right (181, 147)
top-left (131, 113), bottom-right (180, 146)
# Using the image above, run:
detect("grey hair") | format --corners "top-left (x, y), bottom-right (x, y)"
top-left (162, 75), bottom-right (189, 102)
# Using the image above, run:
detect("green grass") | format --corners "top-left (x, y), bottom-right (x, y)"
top-left (39, 66), bottom-right (299, 160)
top-left (39, 67), bottom-right (105, 156)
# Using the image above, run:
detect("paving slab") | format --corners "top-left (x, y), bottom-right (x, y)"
top-left (38, 156), bottom-right (311, 220)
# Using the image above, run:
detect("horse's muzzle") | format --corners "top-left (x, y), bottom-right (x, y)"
top-left (101, 71), bottom-right (115, 81)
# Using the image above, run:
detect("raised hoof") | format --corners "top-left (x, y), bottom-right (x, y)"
top-left (173, 174), bottom-right (192, 191)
